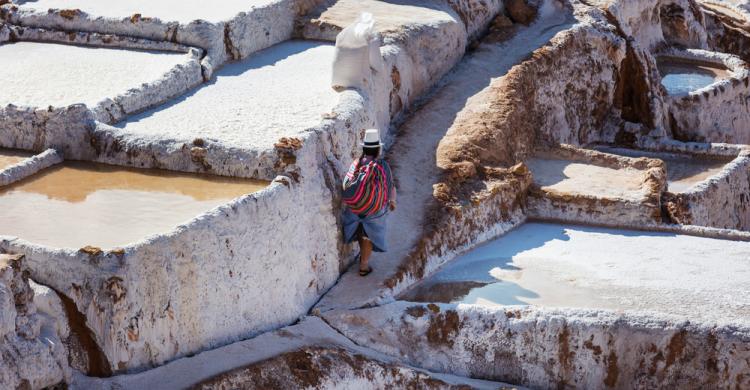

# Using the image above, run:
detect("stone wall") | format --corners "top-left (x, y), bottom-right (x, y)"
top-left (384, 169), bottom-right (531, 296)
top-left (0, 148), bottom-right (62, 186)
top-left (299, 0), bottom-right (505, 145)
top-left (0, 88), bottom-right (374, 373)
top-left (659, 49), bottom-right (750, 143)
top-left (436, 20), bottom-right (628, 179)
top-left (2, 0), bottom-right (320, 78)
top-left (665, 149), bottom-right (750, 230)
top-left (74, 316), bottom-right (510, 389)
top-left (323, 301), bottom-right (750, 390)
top-left (702, 0), bottom-right (750, 63)
top-left (605, 0), bottom-right (707, 51)
top-left (194, 347), bottom-right (486, 390)
top-left (527, 145), bottom-right (667, 226)
top-left (0, 254), bottom-right (70, 389)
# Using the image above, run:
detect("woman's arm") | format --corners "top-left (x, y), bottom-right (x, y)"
top-left (385, 160), bottom-right (397, 211)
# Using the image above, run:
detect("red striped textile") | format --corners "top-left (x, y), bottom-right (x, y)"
top-left (342, 158), bottom-right (393, 217)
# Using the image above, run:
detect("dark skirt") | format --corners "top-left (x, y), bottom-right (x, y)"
top-left (342, 207), bottom-right (389, 252)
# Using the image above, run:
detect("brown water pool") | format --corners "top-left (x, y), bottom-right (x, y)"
top-left (0, 162), bottom-right (268, 249)
top-left (0, 149), bottom-right (33, 170)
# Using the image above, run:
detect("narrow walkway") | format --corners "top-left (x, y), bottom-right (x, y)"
top-left (74, 316), bottom-right (518, 389)
top-left (315, 1), bottom-right (576, 312)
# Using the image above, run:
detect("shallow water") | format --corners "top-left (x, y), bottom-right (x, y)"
top-left (595, 147), bottom-right (731, 193)
top-left (0, 149), bottom-right (32, 170)
top-left (0, 162), bottom-right (268, 249)
top-left (661, 156), bottom-right (729, 192)
top-left (526, 158), bottom-right (644, 199)
top-left (658, 59), bottom-right (729, 95)
top-left (400, 223), bottom-right (750, 323)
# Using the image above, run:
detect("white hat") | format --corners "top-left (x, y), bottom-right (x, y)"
top-left (361, 129), bottom-right (383, 148)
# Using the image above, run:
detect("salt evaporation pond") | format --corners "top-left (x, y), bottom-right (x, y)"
top-left (596, 147), bottom-right (732, 193)
top-left (658, 58), bottom-right (729, 95)
top-left (526, 158), bottom-right (645, 199)
top-left (0, 162), bottom-right (267, 249)
top-left (665, 157), bottom-right (728, 192)
top-left (401, 222), bottom-right (750, 325)
top-left (0, 149), bottom-right (32, 170)
top-left (118, 40), bottom-right (339, 149)
top-left (15, 0), bottom-right (278, 23)
top-left (0, 41), bottom-right (186, 108)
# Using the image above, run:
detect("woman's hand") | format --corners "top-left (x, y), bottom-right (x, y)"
top-left (389, 200), bottom-right (397, 211)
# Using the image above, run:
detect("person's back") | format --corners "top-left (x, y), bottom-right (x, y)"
top-left (341, 129), bottom-right (397, 276)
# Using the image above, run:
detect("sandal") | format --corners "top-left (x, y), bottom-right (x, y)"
top-left (359, 266), bottom-right (373, 277)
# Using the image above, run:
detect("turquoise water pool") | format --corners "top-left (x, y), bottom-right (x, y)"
top-left (658, 59), bottom-right (729, 95)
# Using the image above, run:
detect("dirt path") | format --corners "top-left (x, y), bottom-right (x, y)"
top-left (315, 0), bottom-right (575, 313)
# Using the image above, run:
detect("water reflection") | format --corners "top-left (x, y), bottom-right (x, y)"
top-left (658, 58), bottom-right (729, 95)
top-left (0, 161), bottom-right (268, 248)
top-left (0, 149), bottom-right (32, 170)
top-left (595, 147), bottom-right (732, 193)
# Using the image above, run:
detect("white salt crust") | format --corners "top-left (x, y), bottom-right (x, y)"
top-left (15, 0), bottom-right (280, 24)
top-left (116, 40), bottom-right (340, 149)
top-left (0, 41), bottom-right (188, 108)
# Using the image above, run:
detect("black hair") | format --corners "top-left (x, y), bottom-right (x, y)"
top-left (363, 146), bottom-right (380, 157)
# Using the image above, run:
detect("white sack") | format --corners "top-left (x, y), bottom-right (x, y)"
top-left (332, 12), bottom-right (378, 90)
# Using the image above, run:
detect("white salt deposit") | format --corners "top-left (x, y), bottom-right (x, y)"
top-left (117, 40), bottom-right (339, 149)
top-left (15, 0), bottom-right (279, 23)
top-left (0, 42), bottom-right (186, 108)
top-left (402, 222), bottom-right (750, 325)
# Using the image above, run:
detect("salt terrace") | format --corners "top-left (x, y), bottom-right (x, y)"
top-left (1, 0), bottom-right (750, 389)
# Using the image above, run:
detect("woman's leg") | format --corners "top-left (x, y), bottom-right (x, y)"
top-left (358, 235), bottom-right (373, 272)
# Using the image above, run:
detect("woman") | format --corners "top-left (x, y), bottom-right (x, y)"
top-left (342, 129), bottom-right (397, 276)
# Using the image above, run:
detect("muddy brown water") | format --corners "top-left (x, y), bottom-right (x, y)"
top-left (0, 149), bottom-right (33, 170)
top-left (0, 161), bottom-right (268, 249)
top-left (657, 58), bottom-right (730, 95)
